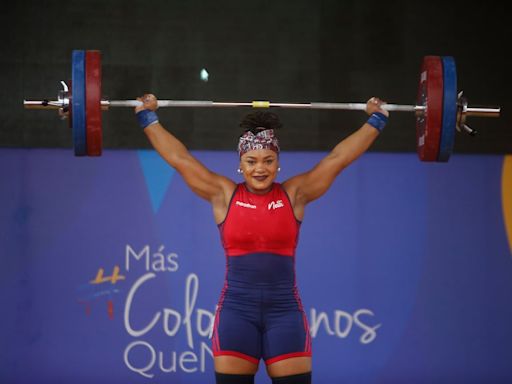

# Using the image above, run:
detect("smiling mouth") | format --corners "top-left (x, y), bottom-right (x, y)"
top-left (253, 175), bottom-right (268, 182)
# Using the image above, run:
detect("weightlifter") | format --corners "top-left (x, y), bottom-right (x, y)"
top-left (134, 94), bottom-right (388, 384)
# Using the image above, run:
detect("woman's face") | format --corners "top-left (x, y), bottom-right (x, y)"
top-left (239, 149), bottom-right (279, 194)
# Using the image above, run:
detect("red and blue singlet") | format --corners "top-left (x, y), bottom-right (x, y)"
top-left (212, 183), bottom-right (312, 365)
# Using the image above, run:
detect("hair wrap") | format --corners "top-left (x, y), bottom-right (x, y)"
top-left (237, 128), bottom-right (280, 157)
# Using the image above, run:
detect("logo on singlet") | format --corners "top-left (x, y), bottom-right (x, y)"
top-left (235, 201), bottom-right (257, 209)
top-left (268, 200), bottom-right (284, 210)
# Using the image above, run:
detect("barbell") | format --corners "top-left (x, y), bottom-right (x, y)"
top-left (23, 50), bottom-right (501, 161)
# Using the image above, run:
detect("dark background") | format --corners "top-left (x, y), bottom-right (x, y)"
top-left (1, 0), bottom-right (510, 155)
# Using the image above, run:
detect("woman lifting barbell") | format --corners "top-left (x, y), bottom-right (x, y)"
top-left (134, 94), bottom-right (388, 384)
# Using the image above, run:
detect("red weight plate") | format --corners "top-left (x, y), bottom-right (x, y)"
top-left (416, 56), bottom-right (443, 161)
top-left (85, 50), bottom-right (102, 156)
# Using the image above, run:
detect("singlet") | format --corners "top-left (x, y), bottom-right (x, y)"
top-left (219, 182), bottom-right (300, 259)
top-left (213, 183), bottom-right (312, 364)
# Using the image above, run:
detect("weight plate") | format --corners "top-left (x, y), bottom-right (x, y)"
top-left (437, 56), bottom-right (457, 162)
top-left (72, 50), bottom-right (87, 156)
top-left (416, 56), bottom-right (443, 162)
top-left (85, 50), bottom-right (102, 156)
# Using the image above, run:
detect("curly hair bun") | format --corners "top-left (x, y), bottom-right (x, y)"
top-left (239, 111), bottom-right (282, 134)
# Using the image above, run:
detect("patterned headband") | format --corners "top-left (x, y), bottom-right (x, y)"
top-left (237, 128), bottom-right (280, 157)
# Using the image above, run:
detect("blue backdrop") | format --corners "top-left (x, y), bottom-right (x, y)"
top-left (1, 149), bottom-right (511, 383)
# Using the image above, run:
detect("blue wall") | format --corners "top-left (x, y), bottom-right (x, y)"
top-left (1, 149), bottom-right (511, 383)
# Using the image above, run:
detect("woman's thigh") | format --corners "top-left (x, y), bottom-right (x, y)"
top-left (266, 356), bottom-right (312, 377)
top-left (214, 355), bottom-right (259, 375)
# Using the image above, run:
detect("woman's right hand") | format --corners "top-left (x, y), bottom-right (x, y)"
top-left (135, 93), bottom-right (158, 114)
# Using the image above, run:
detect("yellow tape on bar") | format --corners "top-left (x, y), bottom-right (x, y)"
top-left (252, 101), bottom-right (270, 108)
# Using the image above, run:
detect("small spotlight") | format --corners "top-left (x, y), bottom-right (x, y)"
top-left (200, 68), bottom-right (209, 82)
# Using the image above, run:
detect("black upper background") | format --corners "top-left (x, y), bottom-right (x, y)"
top-left (1, 0), bottom-right (510, 155)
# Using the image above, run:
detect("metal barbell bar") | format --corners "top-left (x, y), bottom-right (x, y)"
top-left (23, 96), bottom-right (500, 117)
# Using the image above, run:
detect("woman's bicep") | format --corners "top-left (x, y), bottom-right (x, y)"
top-left (284, 157), bottom-right (340, 205)
top-left (144, 124), bottom-right (235, 201)
top-left (176, 155), bottom-right (235, 202)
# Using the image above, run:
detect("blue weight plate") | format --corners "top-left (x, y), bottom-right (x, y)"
top-left (72, 50), bottom-right (87, 156)
top-left (437, 56), bottom-right (457, 162)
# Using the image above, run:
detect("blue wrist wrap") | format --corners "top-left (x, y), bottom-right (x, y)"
top-left (366, 112), bottom-right (388, 133)
top-left (136, 109), bottom-right (159, 129)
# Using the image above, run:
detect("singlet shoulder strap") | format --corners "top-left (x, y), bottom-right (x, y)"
top-left (217, 184), bottom-right (241, 227)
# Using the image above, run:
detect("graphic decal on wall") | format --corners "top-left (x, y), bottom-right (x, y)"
top-left (77, 265), bottom-right (125, 319)
top-left (502, 155), bottom-right (512, 256)
top-left (138, 149), bottom-right (176, 214)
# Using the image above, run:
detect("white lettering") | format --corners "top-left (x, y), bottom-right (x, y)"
top-left (124, 273), bottom-right (215, 348)
top-left (152, 245), bottom-right (167, 272)
top-left (201, 342), bottom-right (213, 372)
top-left (126, 245), bottom-right (150, 271)
top-left (124, 273), bottom-right (160, 337)
top-left (125, 245), bottom-right (179, 273)
top-left (353, 309), bottom-right (381, 344)
top-left (334, 310), bottom-right (353, 338)
top-left (309, 307), bottom-right (380, 343)
top-left (163, 308), bottom-right (181, 337)
top-left (167, 252), bottom-right (179, 272)
top-left (124, 340), bottom-right (156, 378)
top-left (235, 201), bottom-right (257, 209)
top-left (268, 200), bottom-right (284, 210)
top-left (179, 351), bottom-right (198, 373)
top-left (184, 274), bottom-right (198, 348)
top-left (124, 341), bottom-right (213, 377)
top-left (309, 308), bottom-right (335, 337)
top-left (158, 349), bottom-right (177, 373)
top-left (197, 308), bottom-right (215, 338)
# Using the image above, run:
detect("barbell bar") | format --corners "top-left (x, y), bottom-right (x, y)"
top-left (24, 98), bottom-right (500, 116)
top-left (23, 50), bottom-right (501, 161)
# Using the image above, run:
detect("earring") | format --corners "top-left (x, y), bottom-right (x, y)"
top-left (237, 169), bottom-right (243, 174)
top-left (277, 167), bottom-right (281, 172)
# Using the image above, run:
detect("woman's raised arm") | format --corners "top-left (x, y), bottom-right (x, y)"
top-left (135, 94), bottom-right (235, 219)
top-left (283, 97), bottom-right (388, 220)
